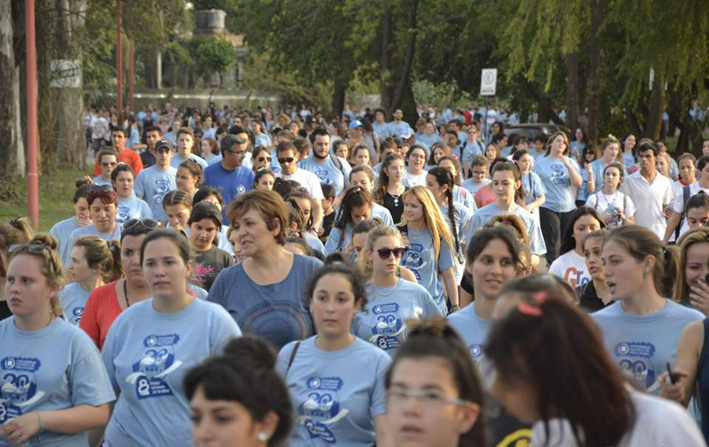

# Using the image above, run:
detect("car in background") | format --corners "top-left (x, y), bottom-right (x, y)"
top-left (503, 123), bottom-right (572, 141)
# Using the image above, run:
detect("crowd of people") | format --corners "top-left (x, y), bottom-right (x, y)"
top-left (1, 102), bottom-right (709, 447)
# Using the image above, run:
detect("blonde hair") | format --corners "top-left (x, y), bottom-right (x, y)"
top-left (674, 228), bottom-right (709, 304)
top-left (8, 233), bottom-right (65, 316)
top-left (401, 186), bottom-right (454, 264)
top-left (359, 225), bottom-right (403, 280)
top-left (72, 236), bottom-right (123, 283)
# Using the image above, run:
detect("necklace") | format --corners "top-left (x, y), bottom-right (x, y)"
top-left (374, 278), bottom-right (399, 296)
top-left (123, 279), bottom-right (131, 308)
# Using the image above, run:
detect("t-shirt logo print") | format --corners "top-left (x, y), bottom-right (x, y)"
top-left (116, 205), bottom-right (131, 224)
top-left (370, 303), bottom-right (406, 351)
top-left (153, 179), bottom-right (172, 206)
top-left (614, 342), bottom-right (656, 389)
top-left (0, 357), bottom-right (44, 423)
top-left (126, 334), bottom-right (182, 399)
top-left (298, 376), bottom-right (350, 443)
top-left (550, 164), bottom-right (565, 185)
top-left (401, 243), bottom-right (427, 281)
top-left (315, 169), bottom-right (331, 185)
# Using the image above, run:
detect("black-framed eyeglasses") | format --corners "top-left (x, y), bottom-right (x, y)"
top-left (278, 157), bottom-right (295, 164)
top-left (123, 218), bottom-right (159, 232)
top-left (377, 247), bottom-right (407, 259)
top-left (258, 156), bottom-right (272, 163)
top-left (9, 242), bottom-right (59, 274)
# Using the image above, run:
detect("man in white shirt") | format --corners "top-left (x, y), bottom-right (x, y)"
top-left (620, 141), bottom-right (674, 240)
top-left (663, 155), bottom-right (709, 244)
top-left (276, 141), bottom-right (324, 232)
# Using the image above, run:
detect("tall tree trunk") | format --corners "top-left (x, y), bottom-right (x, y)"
top-left (331, 75), bottom-right (346, 119)
top-left (0, 0), bottom-right (26, 180)
top-left (52, 0), bottom-right (86, 169)
top-left (522, 78), bottom-right (564, 125)
top-left (379, 2), bottom-right (394, 115)
top-left (644, 79), bottom-right (665, 140)
top-left (585, 0), bottom-right (602, 145)
top-left (564, 52), bottom-right (579, 131)
top-left (388, 0), bottom-right (420, 120)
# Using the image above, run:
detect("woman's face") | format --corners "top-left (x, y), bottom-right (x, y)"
top-left (584, 150), bottom-right (596, 163)
top-left (355, 149), bottom-right (370, 167)
top-left (190, 218), bottom-right (219, 252)
top-left (516, 154), bottom-right (533, 173)
top-left (603, 167), bottom-right (622, 191)
top-left (100, 155), bottom-right (118, 179)
top-left (293, 197), bottom-right (312, 227)
top-left (351, 233), bottom-right (368, 262)
top-left (90, 198), bottom-right (117, 233)
top-left (575, 128), bottom-right (584, 141)
top-left (602, 240), bottom-right (646, 301)
top-left (335, 145), bottom-right (348, 160)
top-left (604, 143), bottom-right (620, 161)
top-left (433, 148), bottom-right (446, 164)
top-left (232, 208), bottom-right (280, 258)
top-left (142, 237), bottom-right (191, 301)
top-left (200, 139), bottom-right (212, 157)
top-left (408, 149), bottom-right (426, 173)
top-left (624, 135), bottom-right (637, 152)
top-left (404, 195), bottom-right (425, 224)
top-left (350, 204), bottom-right (372, 227)
top-left (121, 234), bottom-right (147, 286)
top-left (176, 168), bottom-right (198, 193)
top-left (485, 145), bottom-right (497, 160)
top-left (388, 357), bottom-right (479, 447)
top-left (255, 174), bottom-right (275, 191)
top-left (679, 158), bottom-right (696, 184)
top-left (437, 160), bottom-right (457, 178)
top-left (550, 135), bottom-right (567, 156)
top-left (425, 122), bottom-right (435, 135)
top-left (583, 236), bottom-right (605, 281)
top-left (113, 171), bottom-right (135, 198)
top-left (685, 242), bottom-right (709, 294)
top-left (74, 197), bottom-right (91, 222)
top-left (5, 255), bottom-right (57, 318)
top-left (228, 231), bottom-right (246, 263)
top-left (703, 140), bottom-right (709, 157)
top-left (165, 204), bottom-right (191, 229)
top-left (369, 235), bottom-right (405, 277)
top-left (492, 170), bottom-right (518, 204)
top-left (469, 239), bottom-right (516, 301)
top-left (67, 246), bottom-right (95, 284)
top-left (310, 273), bottom-right (360, 338)
top-left (253, 151), bottom-right (272, 171)
top-left (573, 215), bottom-right (601, 252)
top-left (657, 156), bottom-right (670, 177)
top-left (385, 159), bottom-right (405, 183)
top-left (190, 385), bottom-right (276, 447)
top-left (687, 207), bottom-right (709, 230)
top-left (425, 175), bottom-right (447, 202)
top-left (491, 123), bottom-right (501, 134)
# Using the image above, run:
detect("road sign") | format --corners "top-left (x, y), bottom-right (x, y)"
top-left (480, 68), bottom-right (497, 96)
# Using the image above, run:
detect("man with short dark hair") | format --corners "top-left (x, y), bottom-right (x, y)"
top-left (134, 139), bottom-right (177, 223)
top-left (204, 134), bottom-right (255, 224)
top-left (140, 125), bottom-right (162, 168)
top-left (93, 127), bottom-right (143, 176)
top-left (372, 108), bottom-right (390, 140)
top-left (387, 108), bottom-right (414, 140)
top-left (299, 128), bottom-right (352, 197)
top-left (171, 128), bottom-right (208, 169)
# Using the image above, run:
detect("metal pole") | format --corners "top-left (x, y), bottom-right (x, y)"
top-left (26, 0), bottom-right (39, 228)
top-left (129, 38), bottom-right (134, 111)
top-left (116, 0), bottom-right (123, 112)
top-left (483, 96), bottom-right (489, 143)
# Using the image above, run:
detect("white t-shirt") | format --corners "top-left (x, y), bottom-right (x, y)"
top-left (670, 181), bottom-right (709, 235)
top-left (620, 171), bottom-right (674, 240)
top-left (585, 190), bottom-right (636, 227)
top-left (548, 250), bottom-right (590, 289)
top-left (278, 169), bottom-right (325, 199)
top-left (402, 169), bottom-right (428, 188)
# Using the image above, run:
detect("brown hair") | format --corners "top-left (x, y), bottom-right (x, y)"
top-left (227, 190), bottom-right (289, 245)
top-left (545, 131), bottom-right (571, 156)
top-left (674, 228), bottom-right (709, 304)
top-left (162, 189), bottom-right (193, 210)
top-left (73, 236), bottom-right (123, 283)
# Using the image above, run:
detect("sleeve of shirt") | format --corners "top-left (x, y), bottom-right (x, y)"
top-left (207, 267), bottom-right (228, 308)
top-left (310, 178), bottom-right (324, 200)
top-left (139, 199), bottom-right (154, 219)
top-left (275, 341), bottom-right (297, 379)
top-left (663, 182), bottom-right (675, 207)
top-left (624, 194), bottom-right (637, 218)
top-left (341, 159), bottom-right (352, 187)
top-left (101, 323), bottom-right (120, 392)
top-left (131, 152), bottom-right (143, 176)
top-left (208, 306), bottom-right (242, 355)
top-left (370, 353), bottom-right (392, 418)
top-left (534, 173), bottom-right (547, 195)
top-left (421, 289), bottom-right (444, 317)
top-left (71, 334), bottom-right (116, 406)
top-left (437, 240), bottom-right (454, 271)
top-left (325, 227), bottom-right (343, 255)
top-left (134, 172), bottom-right (146, 198)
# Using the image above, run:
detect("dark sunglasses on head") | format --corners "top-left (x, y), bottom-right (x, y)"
top-left (278, 157), bottom-right (295, 164)
top-left (258, 156), bottom-right (272, 163)
top-left (9, 242), bottom-right (59, 273)
top-left (123, 218), bottom-right (159, 232)
top-left (377, 247), bottom-right (407, 260)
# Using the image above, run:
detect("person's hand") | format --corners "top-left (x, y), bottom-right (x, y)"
top-left (615, 209), bottom-right (626, 223)
top-left (600, 212), bottom-right (614, 224)
top-left (585, 163), bottom-right (593, 174)
top-left (657, 368), bottom-right (689, 403)
top-left (664, 207), bottom-right (675, 220)
top-left (689, 279), bottom-right (709, 316)
top-left (0, 412), bottom-right (41, 446)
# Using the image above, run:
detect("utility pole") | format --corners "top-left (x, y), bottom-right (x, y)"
top-left (26, 0), bottom-right (39, 227)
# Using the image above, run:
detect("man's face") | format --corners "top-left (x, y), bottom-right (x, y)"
top-left (146, 131), bottom-right (161, 150)
top-left (375, 111), bottom-right (385, 123)
top-left (156, 147), bottom-right (172, 168)
top-left (112, 132), bottom-right (126, 150)
top-left (313, 135), bottom-right (331, 160)
top-left (350, 172), bottom-right (373, 192)
top-left (177, 133), bottom-right (194, 155)
top-left (638, 149), bottom-right (657, 172)
top-left (393, 109), bottom-right (403, 121)
top-left (204, 116), bottom-right (213, 128)
top-left (278, 149), bottom-right (297, 175)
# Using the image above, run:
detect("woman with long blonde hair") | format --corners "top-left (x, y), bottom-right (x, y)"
top-left (399, 186), bottom-right (459, 314)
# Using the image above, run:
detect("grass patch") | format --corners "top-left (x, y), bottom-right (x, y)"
top-left (0, 166), bottom-right (89, 233)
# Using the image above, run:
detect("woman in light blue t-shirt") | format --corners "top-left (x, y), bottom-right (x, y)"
top-left (532, 131), bottom-right (583, 264)
top-left (276, 261), bottom-right (393, 447)
top-left (111, 164), bottom-right (153, 225)
top-left (0, 234), bottom-right (114, 446)
top-left (102, 229), bottom-right (241, 447)
top-left (50, 181), bottom-right (94, 268)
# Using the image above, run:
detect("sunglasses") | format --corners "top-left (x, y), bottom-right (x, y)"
top-left (102, 162), bottom-right (118, 167)
top-left (123, 218), bottom-right (159, 232)
top-left (377, 247), bottom-right (407, 259)
top-left (278, 157), bottom-right (295, 164)
top-left (258, 156), bottom-right (272, 163)
top-left (9, 242), bottom-right (59, 273)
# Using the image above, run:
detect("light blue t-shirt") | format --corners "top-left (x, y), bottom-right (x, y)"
top-left (59, 282), bottom-right (91, 325)
top-left (591, 300), bottom-right (703, 393)
top-left (576, 165), bottom-right (593, 202)
top-left (533, 156), bottom-right (580, 212)
top-left (116, 195), bottom-right (153, 225)
top-left (622, 152), bottom-right (636, 169)
top-left (203, 153), bottom-right (222, 166)
top-left (452, 185), bottom-right (477, 214)
top-left (521, 171), bottom-right (546, 205)
top-left (461, 178), bottom-right (491, 195)
top-left (207, 254), bottom-right (322, 349)
top-left (92, 175), bottom-right (112, 186)
top-left (387, 121), bottom-right (413, 139)
top-left (372, 122), bottom-right (390, 140)
top-left (466, 203), bottom-right (547, 256)
top-left (102, 298), bottom-right (241, 447)
top-left (530, 150), bottom-right (546, 160)
top-left (591, 159), bottom-right (612, 194)
top-left (371, 203), bottom-right (394, 226)
top-left (50, 216), bottom-right (80, 268)
top-left (170, 153), bottom-right (208, 170)
top-left (0, 317), bottom-right (115, 447)
top-left (276, 337), bottom-right (391, 447)
top-left (134, 165), bottom-right (177, 223)
top-left (353, 279), bottom-right (442, 355)
top-left (305, 232), bottom-right (326, 255)
top-left (399, 227), bottom-right (454, 314)
top-left (439, 203), bottom-right (472, 282)
top-left (325, 225), bottom-right (353, 255)
top-left (462, 141), bottom-right (483, 168)
top-left (447, 301), bottom-right (490, 361)
top-left (299, 155), bottom-right (352, 196)
top-left (416, 133), bottom-right (440, 149)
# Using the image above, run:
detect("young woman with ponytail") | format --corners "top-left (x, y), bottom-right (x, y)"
top-left (0, 234), bottom-right (114, 446)
top-left (375, 153), bottom-right (407, 224)
top-left (325, 186), bottom-right (375, 255)
top-left (60, 235), bottom-right (122, 325)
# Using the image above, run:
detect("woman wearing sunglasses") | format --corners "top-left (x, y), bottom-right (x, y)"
top-left (252, 147), bottom-right (273, 173)
top-left (0, 235), bottom-right (115, 446)
top-left (354, 225), bottom-right (441, 356)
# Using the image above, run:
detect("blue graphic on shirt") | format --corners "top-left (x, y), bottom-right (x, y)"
top-left (68, 306), bottom-right (84, 325)
top-left (298, 376), bottom-right (349, 444)
top-left (469, 344), bottom-right (484, 360)
top-left (614, 342), bottom-right (657, 389)
top-left (127, 334), bottom-right (182, 399)
top-left (370, 303), bottom-right (406, 351)
top-left (116, 205), bottom-right (131, 224)
top-left (153, 180), bottom-right (172, 208)
top-left (402, 243), bottom-right (426, 281)
top-left (550, 164), bottom-right (566, 185)
top-left (0, 357), bottom-right (44, 423)
top-left (314, 169), bottom-right (332, 185)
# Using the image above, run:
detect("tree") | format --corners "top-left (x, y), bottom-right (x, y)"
top-left (190, 35), bottom-right (236, 87)
top-left (0, 0), bottom-right (25, 181)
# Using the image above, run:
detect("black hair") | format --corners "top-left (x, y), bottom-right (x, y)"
top-left (110, 163), bottom-right (135, 184)
top-left (308, 127), bottom-right (330, 145)
top-left (254, 169), bottom-right (276, 188)
top-left (140, 228), bottom-right (194, 266)
top-left (427, 167), bottom-right (461, 255)
top-left (304, 258), bottom-right (368, 312)
top-left (72, 181), bottom-right (94, 204)
top-left (188, 202), bottom-right (223, 233)
top-left (559, 206), bottom-right (607, 255)
top-left (321, 183), bottom-right (336, 201)
top-left (636, 140), bottom-right (659, 158)
top-left (467, 225), bottom-right (523, 268)
top-left (686, 191), bottom-right (709, 213)
top-left (193, 186), bottom-right (224, 208)
top-left (332, 186), bottom-right (373, 250)
top-left (491, 160), bottom-right (526, 204)
top-left (184, 336), bottom-right (293, 447)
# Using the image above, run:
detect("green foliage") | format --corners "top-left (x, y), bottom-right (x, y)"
top-left (189, 35), bottom-right (237, 80)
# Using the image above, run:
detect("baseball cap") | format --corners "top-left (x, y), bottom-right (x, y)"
top-left (349, 120), bottom-right (364, 130)
top-left (156, 139), bottom-right (174, 151)
top-left (400, 128), bottom-right (414, 139)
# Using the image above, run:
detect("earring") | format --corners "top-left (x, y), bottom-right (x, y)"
top-left (258, 432), bottom-right (269, 442)
top-left (642, 270), bottom-right (649, 279)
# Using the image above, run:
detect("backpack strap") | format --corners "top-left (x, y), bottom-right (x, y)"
top-left (330, 153), bottom-right (345, 178)
top-left (676, 185), bottom-right (691, 239)
top-left (286, 341), bottom-right (302, 376)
